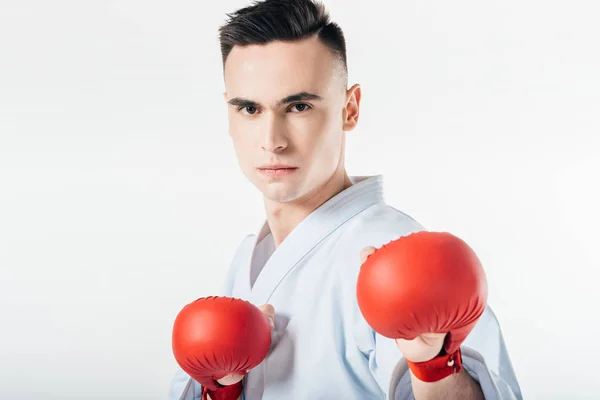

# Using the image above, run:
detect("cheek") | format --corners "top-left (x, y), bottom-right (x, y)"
top-left (307, 110), bottom-right (343, 158)
top-left (228, 119), bottom-right (254, 160)
top-left (232, 137), bottom-right (252, 161)
top-left (229, 134), bottom-right (254, 174)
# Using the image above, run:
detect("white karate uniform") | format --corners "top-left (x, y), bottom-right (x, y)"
top-left (169, 175), bottom-right (522, 400)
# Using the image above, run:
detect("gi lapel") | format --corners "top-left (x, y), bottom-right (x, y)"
top-left (248, 175), bottom-right (385, 306)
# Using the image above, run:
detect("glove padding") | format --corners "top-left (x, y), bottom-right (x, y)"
top-left (172, 296), bottom-right (272, 391)
top-left (356, 231), bottom-right (488, 355)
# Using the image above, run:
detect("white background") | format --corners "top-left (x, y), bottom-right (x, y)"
top-left (0, 0), bottom-right (598, 398)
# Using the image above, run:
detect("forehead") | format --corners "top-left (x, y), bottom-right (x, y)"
top-left (224, 36), bottom-right (341, 102)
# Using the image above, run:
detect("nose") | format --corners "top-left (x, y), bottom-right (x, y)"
top-left (261, 114), bottom-right (288, 153)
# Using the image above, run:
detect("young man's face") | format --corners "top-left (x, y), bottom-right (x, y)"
top-left (223, 35), bottom-right (360, 204)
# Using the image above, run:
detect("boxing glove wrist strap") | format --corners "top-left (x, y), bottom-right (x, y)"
top-left (202, 381), bottom-right (243, 400)
top-left (406, 348), bottom-right (463, 383)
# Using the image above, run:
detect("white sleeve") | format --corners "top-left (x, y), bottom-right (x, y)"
top-left (387, 305), bottom-right (523, 400)
top-left (169, 369), bottom-right (197, 400)
top-left (167, 234), bottom-right (255, 400)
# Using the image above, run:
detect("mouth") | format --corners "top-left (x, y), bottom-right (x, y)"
top-left (257, 165), bottom-right (298, 177)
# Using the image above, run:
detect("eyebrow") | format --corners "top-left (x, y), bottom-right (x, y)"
top-left (227, 91), bottom-right (323, 108)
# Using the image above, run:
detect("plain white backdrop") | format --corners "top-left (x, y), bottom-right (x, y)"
top-left (0, 0), bottom-right (598, 398)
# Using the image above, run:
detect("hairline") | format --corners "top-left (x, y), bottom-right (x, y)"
top-left (222, 35), bottom-right (348, 90)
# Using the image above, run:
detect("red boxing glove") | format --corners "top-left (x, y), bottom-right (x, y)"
top-left (172, 296), bottom-right (272, 398)
top-left (356, 231), bottom-right (488, 381)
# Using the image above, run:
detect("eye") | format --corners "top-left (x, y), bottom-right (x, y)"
top-left (288, 103), bottom-right (311, 113)
top-left (238, 106), bottom-right (259, 115)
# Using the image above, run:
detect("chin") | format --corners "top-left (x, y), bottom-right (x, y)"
top-left (264, 188), bottom-right (303, 203)
top-left (259, 181), bottom-right (304, 203)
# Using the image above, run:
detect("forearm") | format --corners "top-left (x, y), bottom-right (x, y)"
top-left (410, 369), bottom-right (484, 400)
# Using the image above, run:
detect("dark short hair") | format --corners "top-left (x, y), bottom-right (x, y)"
top-left (218, 0), bottom-right (347, 73)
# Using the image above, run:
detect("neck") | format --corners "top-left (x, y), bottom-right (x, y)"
top-left (264, 170), bottom-right (352, 247)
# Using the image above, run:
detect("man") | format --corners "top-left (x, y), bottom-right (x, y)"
top-left (170, 0), bottom-right (522, 398)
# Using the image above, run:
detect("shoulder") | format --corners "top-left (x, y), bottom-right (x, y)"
top-left (339, 203), bottom-right (426, 253)
top-left (219, 233), bottom-right (256, 296)
top-left (234, 233), bottom-right (256, 254)
top-left (328, 203), bottom-right (426, 286)
top-left (230, 233), bottom-right (256, 268)
top-left (223, 233), bottom-right (256, 268)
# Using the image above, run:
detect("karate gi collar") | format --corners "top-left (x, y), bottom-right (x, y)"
top-left (248, 175), bottom-right (385, 305)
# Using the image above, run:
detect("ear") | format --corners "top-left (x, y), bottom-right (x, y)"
top-left (343, 83), bottom-right (361, 131)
